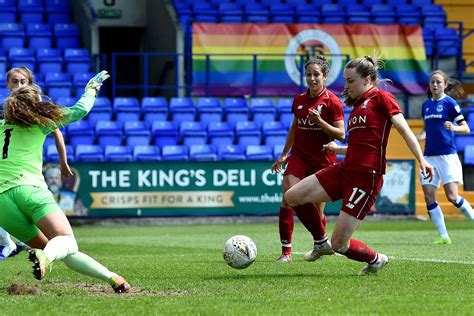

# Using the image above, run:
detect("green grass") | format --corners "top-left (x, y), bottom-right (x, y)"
top-left (0, 220), bottom-right (473, 315)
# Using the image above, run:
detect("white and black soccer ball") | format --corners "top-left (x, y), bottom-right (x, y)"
top-left (223, 235), bottom-right (257, 269)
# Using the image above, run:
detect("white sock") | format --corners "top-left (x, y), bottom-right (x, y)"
top-left (428, 203), bottom-right (449, 239)
top-left (454, 196), bottom-right (474, 221)
top-left (43, 235), bottom-right (78, 262)
top-left (62, 251), bottom-right (114, 282)
top-left (0, 228), bottom-right (16, 257)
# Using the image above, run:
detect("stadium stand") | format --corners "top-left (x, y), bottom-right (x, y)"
top-left (189, 144), bottom-right (218, 161)
top-left (132, 145), bottom-right (161, 162)
top-left (104, 145), bottom-right (133, 162)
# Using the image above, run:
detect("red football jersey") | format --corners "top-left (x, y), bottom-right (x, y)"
top-left (291, 87), bottom-right (344, 164)
top-left (341, 87), bottom-right (402, 174)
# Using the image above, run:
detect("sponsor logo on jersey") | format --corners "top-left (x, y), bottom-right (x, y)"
top-left (347, 115), bottom-right (367, 131)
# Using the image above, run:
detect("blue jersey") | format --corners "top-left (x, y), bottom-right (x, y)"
top-left (422, 95), bottom-right (465, 156)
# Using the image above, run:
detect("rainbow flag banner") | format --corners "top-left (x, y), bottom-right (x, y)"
top-left (192, 23), bottom-right (429, 96)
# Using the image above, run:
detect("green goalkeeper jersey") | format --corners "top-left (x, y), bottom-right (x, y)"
top-left (0, 91), bottom-right (96, 193)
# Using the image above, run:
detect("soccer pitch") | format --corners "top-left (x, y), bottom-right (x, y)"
top-left (1, 220), bottom-right (472, 315)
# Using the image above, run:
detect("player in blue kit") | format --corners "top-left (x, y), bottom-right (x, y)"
top-left (420, 70), bottom-right (473, 244)
top-left (0, 71), bottom-right (130, 293)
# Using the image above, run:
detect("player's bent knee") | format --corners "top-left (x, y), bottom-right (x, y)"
top-left (283, 189), bottom-right (299, 207)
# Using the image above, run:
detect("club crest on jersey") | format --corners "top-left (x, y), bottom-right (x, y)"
top-left (436, 104), bottom-right (443, 112)
top-left (297, 105), bottom-right (303, 110)
top-left (316, 104), bottom-right (324, 113)
top-left (361, 99), bottom-right (370, 109)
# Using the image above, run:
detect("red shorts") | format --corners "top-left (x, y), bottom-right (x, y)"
top-left (284, 154), bottom-right (334, 180)
top-left (315, 163), bottom-right (383, 220)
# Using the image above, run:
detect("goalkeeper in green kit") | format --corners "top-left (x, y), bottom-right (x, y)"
top-left (0, 71), bottom-right (130, 293)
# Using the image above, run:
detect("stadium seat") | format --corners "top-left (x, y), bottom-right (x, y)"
top-left (250, 98), bottom-right (277, 128)
top-left (423, 28), bottom-right (435, 57)
top-left (169, 97), bottom-right (194, 110)
top-left (235, 121), bottom-right (261, 147)
top-left (244, 2), bottom-right (269, 23)
top-left (161, 145), bottom-right (189, 161)
top-left (36, 48), bottom-right (62, 75)
top-left (95, 120), bottom-right (123, 147)
top-left (124, 120), bottom-right (150, 148)
top-left (53, 23), bottom-right (80, 49)
top-left (218, 2), bottom-right (243, 23)
top-left (269, 3), bottom-right (294, 23)
top-left (133, 145), bottom-right (161, 161)
top-left (454, 134), bottom-right (474, 153)
top-left (104, 145), bottom-right (133, 162)
top-left (192, 2), bottom-right (218, 22)
top-left (321, 4), bottom-right (345, 24)
top-left (142, 97), bottom-right (168, 124)
top-left (151, 121), bottom-right (179, 147)
top-left (72, 72), bottom-right (95, 96)
top-left (86, 106), bottom-right (113, 128)
top-left (189, 144), bottom-right (218, 161)
top-left (245, 145), bottom-right (273, 161)
top-left (422, 4), bottom-right (446, 29)
top-left (0, 23), bottom-right (25, 49)
top-left (113, 97), bottom-right (141, 124)
top-left (0, 51), bottom-right (6, 74)
top-left (346, 5), bottom-right (371, 24)
top-left (225, 107), bottom-right (249, 129)
top-left (396, 5), bottom-right (421, 25)
top-left (371, 4), bottom-right (396, 24)
top-left (273, 144), bottom-right (284, 159)
top-left (66, 120), bottom-right (94, 146)
top-left (435, 27), bottom-right (460, 57)
top-left (180, 121), bottom-right (207, 146)
top-left (45, 144), bottom-right (74, 163)
top-left (56, 96), bottom-right (77, 107)
top-left (75, 144), bottom-right (104, 162)
top-left (0, 0), bottom-right (17, 23)
top-left (9, 48), bottom-right (35, 70)
top-left (44, 72), bottom-right (72, 99)
top-left (197, 97), bottom-right (221, 109)
top-left (466, 112), bottom-right (474, 131)
top-left (198, 106), bottom-right (222, 129)
top-left (26, 23), bottom-right (53, 49)
top-left (412, 0), bottom-right (433, 7)
top-left (295, 3), bottom-right (320, 23)
top-left (218, 144), bottom-right (246, 161)
top-left (277, 99), bottom-right (293, 129)
top-left (223, 97), bottom-right (247, 109)
top-left (64, 48), bottom-right (90, 74)
top-left (464, 145), bottom-right (474, 166)
top-left (207, 121), bottom-right (234, 147)
top-left (262, 121), bottom-right (287, 147)
top-left (18, 0), bottom-right (44, 23)
top-left (45, 0), bottom-right (72, 24)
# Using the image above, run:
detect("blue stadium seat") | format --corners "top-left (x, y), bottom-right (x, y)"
top-left (435, 27), bottom-right (460, 57)
top-left (8, 48), bottom-right (35, 71)
top-left (277, 99), bottom-right (293, 129)
top-left (67, 120), bottom-right (94, 146)
top-left (321, 4), bottom-right (345, 24)
top-left (269, 3), bottom-right (294, 23)
top-left (170, 107), bottom-right (196, 127)
top-left (180, 121), bottom-right (207, 146)
top-left (124, 120), bottom-right (150, 148)
top-left (455, 134), bottom-right (474, 153)
top-left (169, 97), bottom-right (194, 110)
top-left (161, 145), bottom-right (189, 161)
top-left (244, 2), bottom-right (269, 23)
top-left (371, 4), bottom-right (396, 24)
top-left (45, 0), bottom-right (72, 24)
top-left (466, 112), bottom-right (474, 131)
top-left (45, 143), bottom-right (74, 163)
top-left (250, 98), bottom-right (276, 129)
top-left (223, 97), bottom-right (247, 109)
top-left (346, 5), bottom-right (371, 24)
top-left (423, 28), bottom-right (435, 57)
top-left (0, 0), bottom-right (17, 23)
top-left (412, 0), bottom-right (433, 7)
top-left (75, 144), bottom-right (104, 162)
top-left (207, 121), bottom-right (234, 147)
top-left (189, 144), bottom-right (217, 161)
top-left (262, 121), bottom-right (287, 147)
top-left (56, 96), bottom-right (77, 107)
top-left (396, 5), bottom-right (421, 25)
top-left (362, 0), bottom-right (383, 6)
top-left (192, 2), bottom-right (217, 22)
top-left (0, 23), bottom-right (25, 49)
top-left (235, 121), bottom-right (261, 147)
top-left (44, 72), bottom-right (72, 99)
top-left (95, 120), bottom-right (123, 147)
top-left (218, 144), bottom-right (246, 161)
top-left (53, 23), bottom-right (80, 49)
top-left (72, 72), bottom-right (95, 96)
top-left (245, 145), bottom-right (273, 161)
top-left (218, 2), bottom-right (243, 23)
top-left (464, 145), bottom-right (474, 166)
top-left (104, 145), bottom-right (133, 162)
top-left (36, 48), bottom-right (62, 75)
top-left (0, 50), bottom-right (6, 74)
top-left (27, 23), bottom-right (52, 49)
top-left (86, 103), bottom-right (113, 128)
top-left (64, 48), bottom-right (90, 74)
top-left (273, 144), bottom-right (284, 159)
top-left (198, 102), bottom-right (222, 129)
top-left (151, 121), bottom-right (179, 147)
top-left (295, 3), bottom-right (319, 23)
top-left (113, 97), bottom-right (140, 124)
top-left (133, 145), bottom-right (161, 162)
top-left (225, 107), bottom-right (249, 129)
top-left (422, 4), bottom-right (446, 29)
top-left (18, 0), bottom-right (44, 24)
top-left (197, 97), bottom-right (221, 109)
top-left (142, 97), bottom-right (168, 124)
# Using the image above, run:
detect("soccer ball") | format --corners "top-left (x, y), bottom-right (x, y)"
top-left (223, 235), bottom-right (257, 269)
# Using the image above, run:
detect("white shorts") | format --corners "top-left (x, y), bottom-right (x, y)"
top-left (420, 154), bottom-right (463, 187)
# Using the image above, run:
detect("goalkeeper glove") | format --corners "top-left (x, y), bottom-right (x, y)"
top-left (84, 70), bottom-right (110, 94)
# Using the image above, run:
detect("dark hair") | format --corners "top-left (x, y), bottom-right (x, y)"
top-left (305, 55), bottom-right (330, 78)
top-left (446, 78), bottom-right (465, 99)
top-left (4, 85), bottom-right (68, 127)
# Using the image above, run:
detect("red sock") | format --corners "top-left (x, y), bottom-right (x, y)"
top-left (343, 239), bottom-right (377, 263)
top-left (279, 207), bottom-right (294, 254)
top-left (293, 203), bottom-right (326, 241)
top-left (322, 214), bottom-right (327, 228)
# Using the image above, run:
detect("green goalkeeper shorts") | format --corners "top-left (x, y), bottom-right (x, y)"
top-left (0, 185), bottom-right (62, 243)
